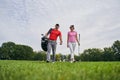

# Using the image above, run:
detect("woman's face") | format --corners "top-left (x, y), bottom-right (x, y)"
top-left (70, 27), bottom-right (74, 31)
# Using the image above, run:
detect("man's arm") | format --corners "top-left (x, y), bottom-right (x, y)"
top-left (45, 28), bottom-right (52, 37)
top-left (59, 34), bottom-right (63, 45)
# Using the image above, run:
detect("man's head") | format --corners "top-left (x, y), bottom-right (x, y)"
top-left (55, 24), bottom-right (60, 29)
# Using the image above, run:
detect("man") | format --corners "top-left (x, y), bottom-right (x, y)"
top-left (45, 24), bottom-right (62, 62)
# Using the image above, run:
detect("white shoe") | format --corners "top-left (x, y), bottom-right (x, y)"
top-left (70, 61), bottom-right (73, 63)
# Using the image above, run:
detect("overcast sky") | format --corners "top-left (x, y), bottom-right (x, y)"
top-left (0, 0), bottom-right (120, 55)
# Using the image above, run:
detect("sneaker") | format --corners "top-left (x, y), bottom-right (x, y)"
top-left (46, 61), bottom-right (50, 63)
top-left (70, 61), bottom-right (73, 63)
top-left (73, 60), bottom-right (76, 63)
top-left (70, 58), bottom-right (74, 63)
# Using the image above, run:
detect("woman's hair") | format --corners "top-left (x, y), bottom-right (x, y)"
top-left (70, 25), bottom-right (74, 29)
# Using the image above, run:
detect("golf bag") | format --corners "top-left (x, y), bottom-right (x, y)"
top-left (41, 28), bottom-right (52, 51)
top-left (41, 36), bottom-right (49, 51)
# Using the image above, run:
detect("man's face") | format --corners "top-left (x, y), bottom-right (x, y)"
top-left (55, 26), bottom-right (59, 29)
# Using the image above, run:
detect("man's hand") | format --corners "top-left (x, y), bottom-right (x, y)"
top-left (60, 41), bottom-right (62, 45)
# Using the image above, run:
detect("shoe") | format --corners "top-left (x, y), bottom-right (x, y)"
top-left (70, 61), bottom-right (73, 63)
top-left (46, 61), bottom-right (50, 63)
top-left (73, 60), bottom-right (76, 63)
top-left (70, 58), bottom-right (74, 63)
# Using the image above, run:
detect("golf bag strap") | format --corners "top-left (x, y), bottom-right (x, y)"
top-left (47, 28), bottom-right (53, 35)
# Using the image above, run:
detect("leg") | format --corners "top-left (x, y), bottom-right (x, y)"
top-left (51, 41), bottom-right (57, 62)
top-left (68, 42), bottom-right (74, 62)
top-left (46, 41), bottom-right (51, 61)
top-left (72, 42), bottom-right (76, 61)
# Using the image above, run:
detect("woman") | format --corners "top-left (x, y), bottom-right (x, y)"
top-left (67, 25), bottom-right (80, 63)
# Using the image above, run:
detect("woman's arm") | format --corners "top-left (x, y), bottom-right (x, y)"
top-left (67, 33), bottom-right (69, 47)
top-left (76, 33), bottom-right (80, 46)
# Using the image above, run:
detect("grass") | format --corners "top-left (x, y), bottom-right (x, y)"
top-left (0, 60), bottom-right (120, 80)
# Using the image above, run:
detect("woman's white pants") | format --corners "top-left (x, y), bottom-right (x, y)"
top-left (68, 42), bottom-right (76, 61)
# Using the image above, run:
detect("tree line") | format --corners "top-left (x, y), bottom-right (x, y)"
top-left (0, 40), bottom-right (120, 61)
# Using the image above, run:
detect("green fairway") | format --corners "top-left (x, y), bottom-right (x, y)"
top-left (0, 60), bottom-right (120, 80)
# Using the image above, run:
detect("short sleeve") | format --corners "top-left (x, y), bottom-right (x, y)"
top-left (47, 28), bottom-right (52, 35)
top-left (59, 31), bottom-right (62, 36)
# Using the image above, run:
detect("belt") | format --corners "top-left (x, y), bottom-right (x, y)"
top-left (49, 40), bottom-right (56, 42)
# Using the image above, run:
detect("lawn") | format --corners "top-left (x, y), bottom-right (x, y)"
top-left (0, 60), bottom-right (120, 80)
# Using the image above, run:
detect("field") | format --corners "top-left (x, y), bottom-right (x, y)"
top-left (0, 60), bottom-right (120, 80)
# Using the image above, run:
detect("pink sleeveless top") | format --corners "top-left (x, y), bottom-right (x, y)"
top-left (68, 31), bottom-right (77, 42)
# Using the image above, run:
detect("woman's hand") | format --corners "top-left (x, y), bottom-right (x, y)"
top-left (78, 42), bottom-right (80, 46)
top-left (67, 43), bottom-right (69, 48)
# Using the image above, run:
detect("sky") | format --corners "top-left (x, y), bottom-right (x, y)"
top-left (0, 0), bottom-right (120, 55)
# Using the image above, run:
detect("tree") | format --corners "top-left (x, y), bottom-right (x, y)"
top-left (34, 51), bottom-right (46, 61)
top-left (13, 45), bottom-right (34, 60)
top-left (80, 51), bottom-right (90, 61)
top-left (80, 48), bottom-right (103, 61)
top-left (112, 40), bottom-right (120, 61)
top-left (102, 47), bottom-right (114, 61)
top-left (74, 55), bottom-right (80, 61)
top-left (0, 42), bottom-right (34, 60)
top-left (0, 47), bottom-right (2, 59)
top-left (56, 53), bottom-right (62, 61)
top-left (0, 42), bottom-right (15, 59)
top-left (61, 55), bottom-right (66, 61)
